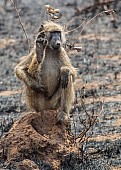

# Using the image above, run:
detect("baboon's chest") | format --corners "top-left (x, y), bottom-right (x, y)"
top-left (41, 56), bottom-right (61, 96)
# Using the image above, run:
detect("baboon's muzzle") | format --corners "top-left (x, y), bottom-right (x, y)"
top-left (51, 38), bottom-right (61, 50)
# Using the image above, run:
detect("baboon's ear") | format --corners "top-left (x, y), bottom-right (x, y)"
top-left (38, 24), bottom-right (44, 32)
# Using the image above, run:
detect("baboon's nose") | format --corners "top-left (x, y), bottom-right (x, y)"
top-left (56, 42), bottom-right (61, 49)
top-left (56, 42), bottom-right (61, 48)
top-left (52, 40), bottom-right (61, 50)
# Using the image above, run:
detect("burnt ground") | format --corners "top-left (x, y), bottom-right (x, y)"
top-left (0, 0), bottom-right (121, 169)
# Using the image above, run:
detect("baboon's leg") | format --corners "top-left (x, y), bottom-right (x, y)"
top-left (48, 66), bottom-right (75, 122)
top-left (57, 75), bottom-right (75, 123)
top-left (25, 87), bottom-right (47, 112)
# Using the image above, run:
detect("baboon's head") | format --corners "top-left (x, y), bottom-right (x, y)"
top-left (37, 21), bottom-right (65, 51)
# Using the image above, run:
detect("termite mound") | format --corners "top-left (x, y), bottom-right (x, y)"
top-left (0, 111), bottom-right (77, 170)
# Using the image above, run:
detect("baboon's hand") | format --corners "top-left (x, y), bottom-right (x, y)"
top-left (29, 82), bottom-right (45, 93)
top-left (28, 79), bottom-right (47, 94)
top-left (61, 66), bottom-right (70, 89)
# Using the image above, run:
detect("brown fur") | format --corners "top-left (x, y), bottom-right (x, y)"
top-left (15, 21), bottom-right (77, 123)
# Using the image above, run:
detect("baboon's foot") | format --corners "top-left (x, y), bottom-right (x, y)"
top-left (57, 111), bottom-right (69, 124)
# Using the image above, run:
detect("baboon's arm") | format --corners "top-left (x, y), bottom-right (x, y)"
top-left (61, 49), bottom-right (77, 82)
top-left (49, 66), bottom-right (74, 100)
top-left (61, 66), bottom-right (70, 89)
top-left (15, 55), bottom-right (45, 93)
top-left (61, 64), bottom-right (77, 86)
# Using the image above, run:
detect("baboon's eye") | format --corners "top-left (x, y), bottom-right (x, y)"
top-left (50, 31), bottom-right (61, 39)
top-left (56, 31), bottom-right (61, 37)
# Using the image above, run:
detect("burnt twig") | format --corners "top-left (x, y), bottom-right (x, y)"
top-left (9, 0), bottom-right (30, 53)
top-left (72, 9), bottom-right (115, 46)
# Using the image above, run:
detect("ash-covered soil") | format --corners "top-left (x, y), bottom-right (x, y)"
top-left (0, 0), bottom-right (121, 169)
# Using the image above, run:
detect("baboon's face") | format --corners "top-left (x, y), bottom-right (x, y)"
top-left (49, 31), bottom-right (62, 50)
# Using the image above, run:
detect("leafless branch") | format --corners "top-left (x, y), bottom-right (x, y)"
top-left (73, 86), bottom-right (103, 146)
top-left (72, 9), bottom-right (115, 46)
top-left (76, 116), bottom-right (97, 142)
top-left (75, 0), bottom-right (117, 15)
top-left (66, 16), bottom-right (90, 33)
top-left (9, 0), bottom-right (30, 53)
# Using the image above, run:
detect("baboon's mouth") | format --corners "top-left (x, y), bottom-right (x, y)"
top-left (52, 47), bottom-right (60, 50)
top-left (50, 40), bottom-right (61, 51)
top-left (51, 44), bottom-right (61, 51)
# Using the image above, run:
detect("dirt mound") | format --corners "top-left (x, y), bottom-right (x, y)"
top-left (0, 111), bottom-right (77, 170)
top-left (17, 159), bottom-right (40, 170)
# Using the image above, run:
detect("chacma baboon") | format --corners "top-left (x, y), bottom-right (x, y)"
top-left (15, 21), bottom-right (77, 123)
